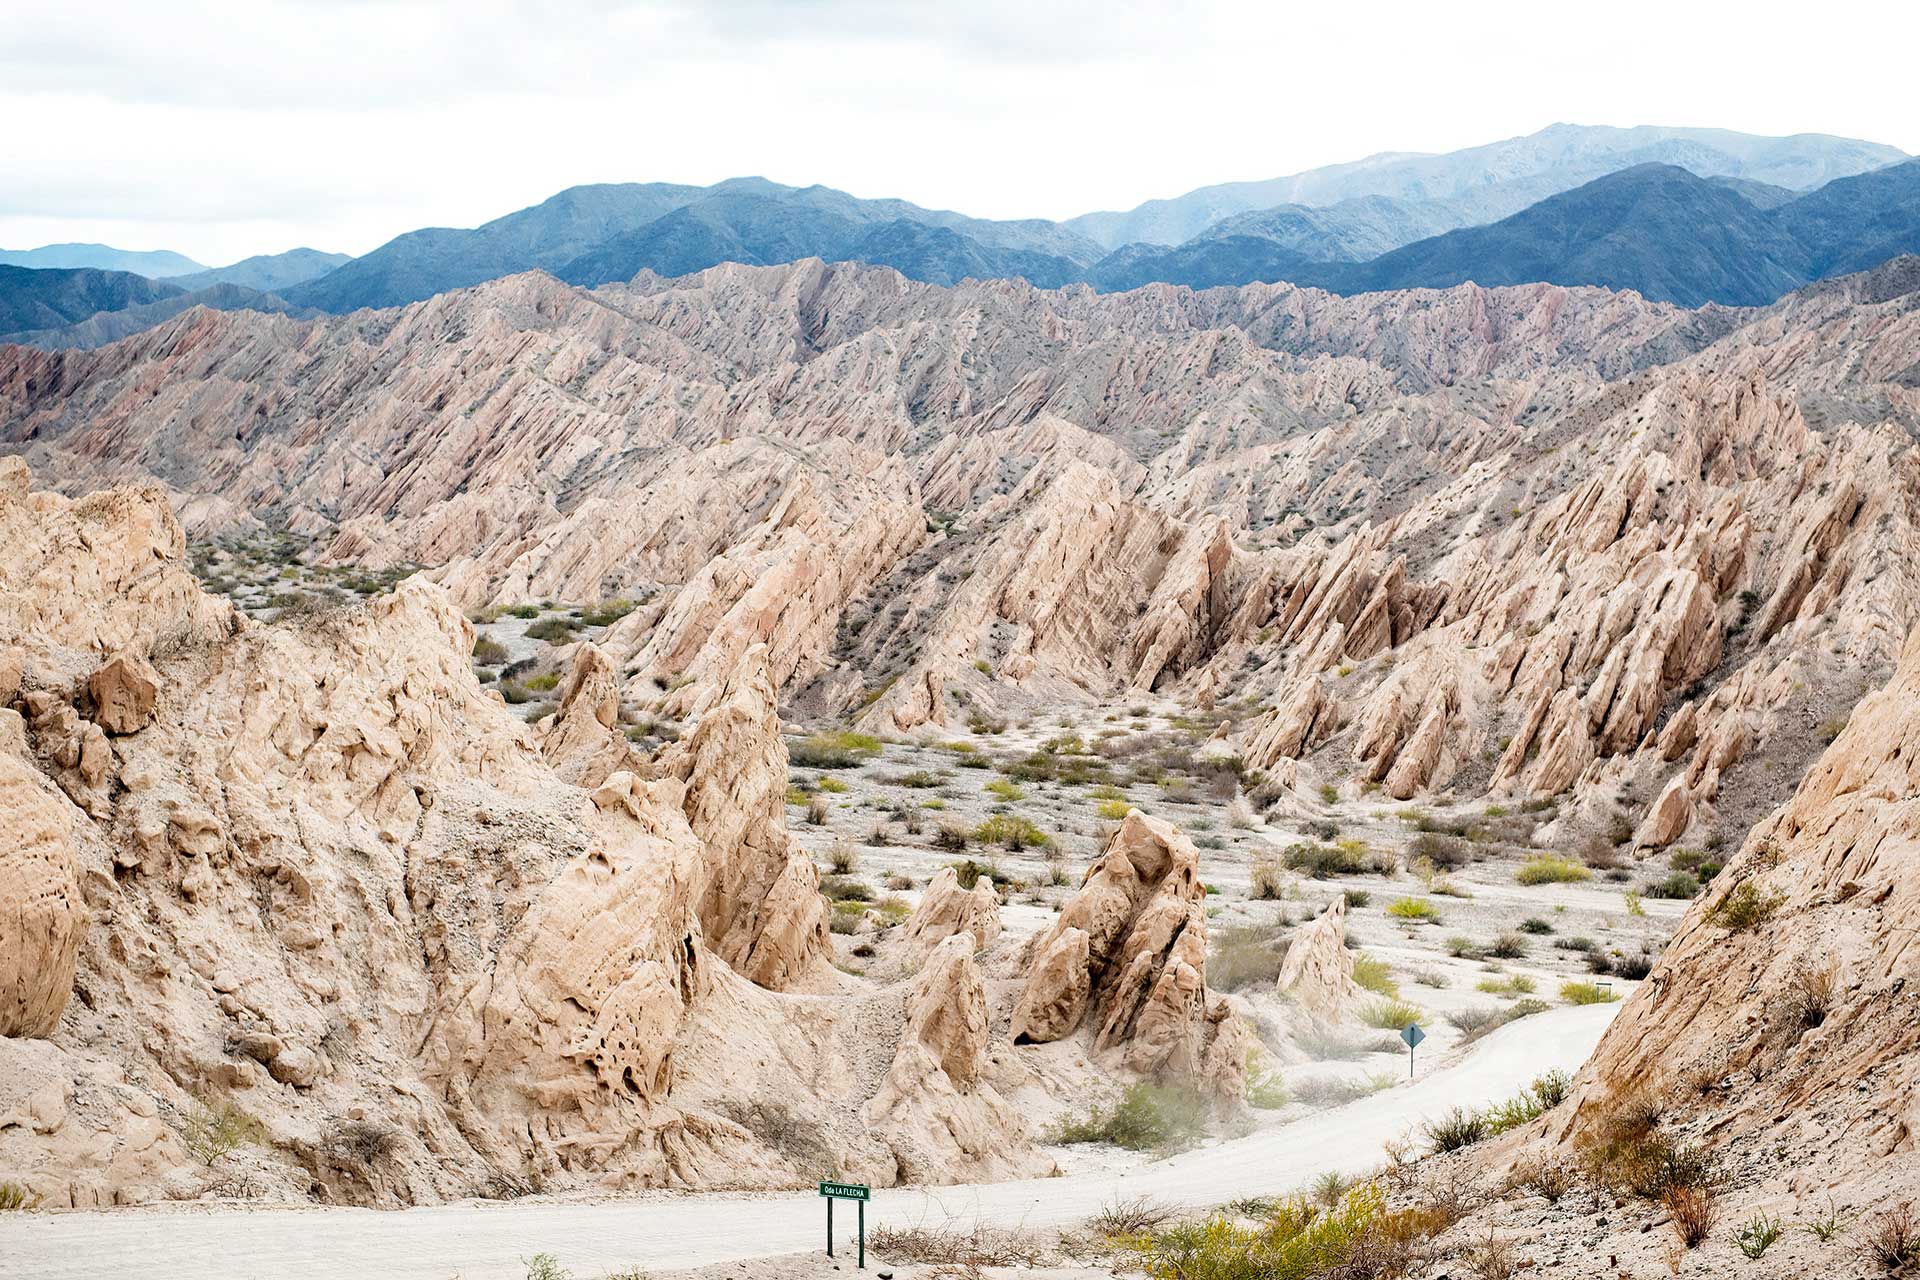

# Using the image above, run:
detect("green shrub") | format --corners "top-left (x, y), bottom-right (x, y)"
top-left (1516, 856), bottom-right (1590, 885)
top-left (1124, 1185), bottom-right (1405, 1280)
top-left (1096, 798), bottom-right (1132, 820)
top-left (1560, 980), bottom-right (1618, 1005)
top-left (1247, 1074), bottom-right (1290, 1111)
top-left (1706, 880), bottom-right (1785, 932)
top-left (1351, 954), bottom-right (1398, 996)
top-left (1358, 998), bottom-right (1422, 1031)
top-left (1385, 896), bottom-right (1439, 922)
top-left (1047, 1082), bottom-right (1211, 1152)
top-left (789, 731), bottom-right (882, 769)
top-left (1476, 974), bottom-right (1536, 997)
top-left (524, 617), bottom-right (579, 643)
top-left (524, 672), bottom-right (559, 692)
top-left (1424, 1107), bottom-right (1489, 1152)
top-left (975, 814), bottom-right (1051, 850)
top-left (1518, 917), bottom-right (1554, 935)
top-left (1645, 871), bottom-right (1700, 899)
top-left (984, 778), bottom-right (1024, 801)
top-left (472, 636), bottom-right (508, 664)
top-left (1283, 841), bottom-right (1391, 879)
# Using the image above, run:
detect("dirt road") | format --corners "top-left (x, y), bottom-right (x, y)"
top-left (0, 1004), bottom-right (1616, 1280)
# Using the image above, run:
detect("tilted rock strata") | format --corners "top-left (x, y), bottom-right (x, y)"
top-left (0, 466), bottom-right (1040, 1207)
top-left (1011, 810), bottom-right (1248, 1095)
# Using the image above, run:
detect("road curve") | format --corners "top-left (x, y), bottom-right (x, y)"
top-left (0, 1005), bottom-right (1616, 1280)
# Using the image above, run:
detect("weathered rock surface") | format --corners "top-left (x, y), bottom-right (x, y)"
top-left (898, 865), bottom-right (1001, 958)
top-left (1274, 898), bottom-right (1362, 1023)
top-left (1011, 811), bottom-right (1248, 1095)
top-left (0, 466), bottom-right (1048, 1208)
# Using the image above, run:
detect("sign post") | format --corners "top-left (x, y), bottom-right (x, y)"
top-left (820, 1181), bottom-right (871, 1268)
top-left (1400, 1023), bottom-right (1425, 1080)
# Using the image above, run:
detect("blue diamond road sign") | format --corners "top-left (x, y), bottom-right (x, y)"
top-left (1400, 1023), bottom-right (1425, 1049)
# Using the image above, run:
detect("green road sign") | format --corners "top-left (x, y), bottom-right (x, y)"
top-left (821, 1181), bottom-right (871, 1268)
top-left (820, 1181), bottom-right (870, 1201)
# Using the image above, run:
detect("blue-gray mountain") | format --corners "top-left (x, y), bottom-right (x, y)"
top-left (0, 243), bottom-right (207, 277)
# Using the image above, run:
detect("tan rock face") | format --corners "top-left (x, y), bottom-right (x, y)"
top-left (1544, 622), bottom-right (1920, 1193)
top-left (0, 746), bottom-right (84, 1037)
top-left (656, 645), bottom-right (831, 991)
top-left (84, 654), bottom-right (160, 735)
top-left (1011, 811), bottom-right (1247, 1093)
top-left (898, 865), bottom-right (1002, 957)
top-left (0, 467), bottom-right (1053, 1207)
top-left (1275, 898), bottom-right (1361, 1023)
top-left (865, 934), bottom-right (1054, 1183)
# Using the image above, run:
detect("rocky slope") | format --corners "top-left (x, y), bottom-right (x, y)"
top-left (0, 460), bottom-right (1253, 1209)
top-left (3, 256), bottom-right (1918, 859)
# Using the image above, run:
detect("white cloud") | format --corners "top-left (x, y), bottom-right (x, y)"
top-left (1, 0), bottom-right (1914, 265)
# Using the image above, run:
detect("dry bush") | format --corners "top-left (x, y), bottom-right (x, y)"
top-left (870, 1222), bottom-right (1052, 1268)
top-left (805, 795), bottom-right (829, 826)
top-left (1785, 964), bottom-right (1837, 1031)
top-left (1861, 1201), bottom-right (1920, 1274)
top-left (1507, 1155), bottom-right (1573, 1203)
top-left (1251, 860), bottom-right (1287, 900)
top-left (1088, 1195), bottom-right (1177, 1237)
top-left (1227, 797), bottom-right (1256, 829)
top-left (1664, 1184), bottom-right (1717, 1248)
top-left (180, 1095), bottom-right (265, 1167)
top-left (1459, 1228), bottom-right (1520, 1279)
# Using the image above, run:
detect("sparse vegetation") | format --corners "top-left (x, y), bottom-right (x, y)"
top-left (0, 1181), bottom-right (42, 1211)
top-left (1047, 1082), bottom-right (1211, 1153)
top-left (1732, 1211), bottom-right (1784, 1259)
top-left (1385, 896), bottom-right (1440, 922)
top-left (179, 1095), bottom-right (265, 1167)
top-left (1707, 879), bottom-right (1786, 932)
top-left (1559, 979), bottom-right (1617, 1005)
top-left (1516, 856), bottom-right (1590, 885)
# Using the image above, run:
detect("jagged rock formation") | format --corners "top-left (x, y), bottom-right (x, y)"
top-left (1543, 623), bottom-right (1920, 1189)
top-left (898, 865), bottom-right (1002, 958)
top-left (1274, 898), bottom-right (1362, 1023)
top-left (0, 465), bottom-right (1046, 1208)
top-left (4, 257), bottom-right (1920, 847)
top-left (865, 934), bottom-right (1052, 1183)
top-left (1010, 811), bottom-right (1249, 1096)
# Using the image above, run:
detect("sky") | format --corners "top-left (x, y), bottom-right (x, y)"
top-left (2, 0), bottom-right (1916, 267)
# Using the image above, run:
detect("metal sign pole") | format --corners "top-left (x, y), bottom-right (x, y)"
top-left (827, 1197), bottom-right (834, 1258)
top-left (858, 1198), bottom-right (865, 1268)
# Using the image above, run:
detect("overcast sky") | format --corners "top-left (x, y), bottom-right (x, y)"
top-left (3, 0), bottom-right (1916, 266)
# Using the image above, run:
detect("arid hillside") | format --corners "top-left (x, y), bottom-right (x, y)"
top-left (5, 258), bottom-right (1918, 858)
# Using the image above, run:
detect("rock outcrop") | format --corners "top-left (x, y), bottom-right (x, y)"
top-left (1011, 811), bottom-right (1248, 1095)
top-left (866, 934), bottom-right (1051, 1182)
top-left (1275, 898), bottom-right (1362, 1023)
top-left (0, 465), bottom-right (1032, 1208)
top-left (898, 865), bottom-right (1002, 958)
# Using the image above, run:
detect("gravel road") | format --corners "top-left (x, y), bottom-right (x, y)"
top-left (0, 1004), bottom-right (1616, 1280)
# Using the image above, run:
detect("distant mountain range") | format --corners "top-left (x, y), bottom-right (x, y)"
top-left (0, 266), bottom-right (313, 349)
top-left (1099, 160), bottom-right (1920, 307)
top-left (1, 123), bottom-right (1915, 348)
top-left (0, 243), bottom-right (207, 277)
top-left (1062, 123), bottom-right (1909, 249)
